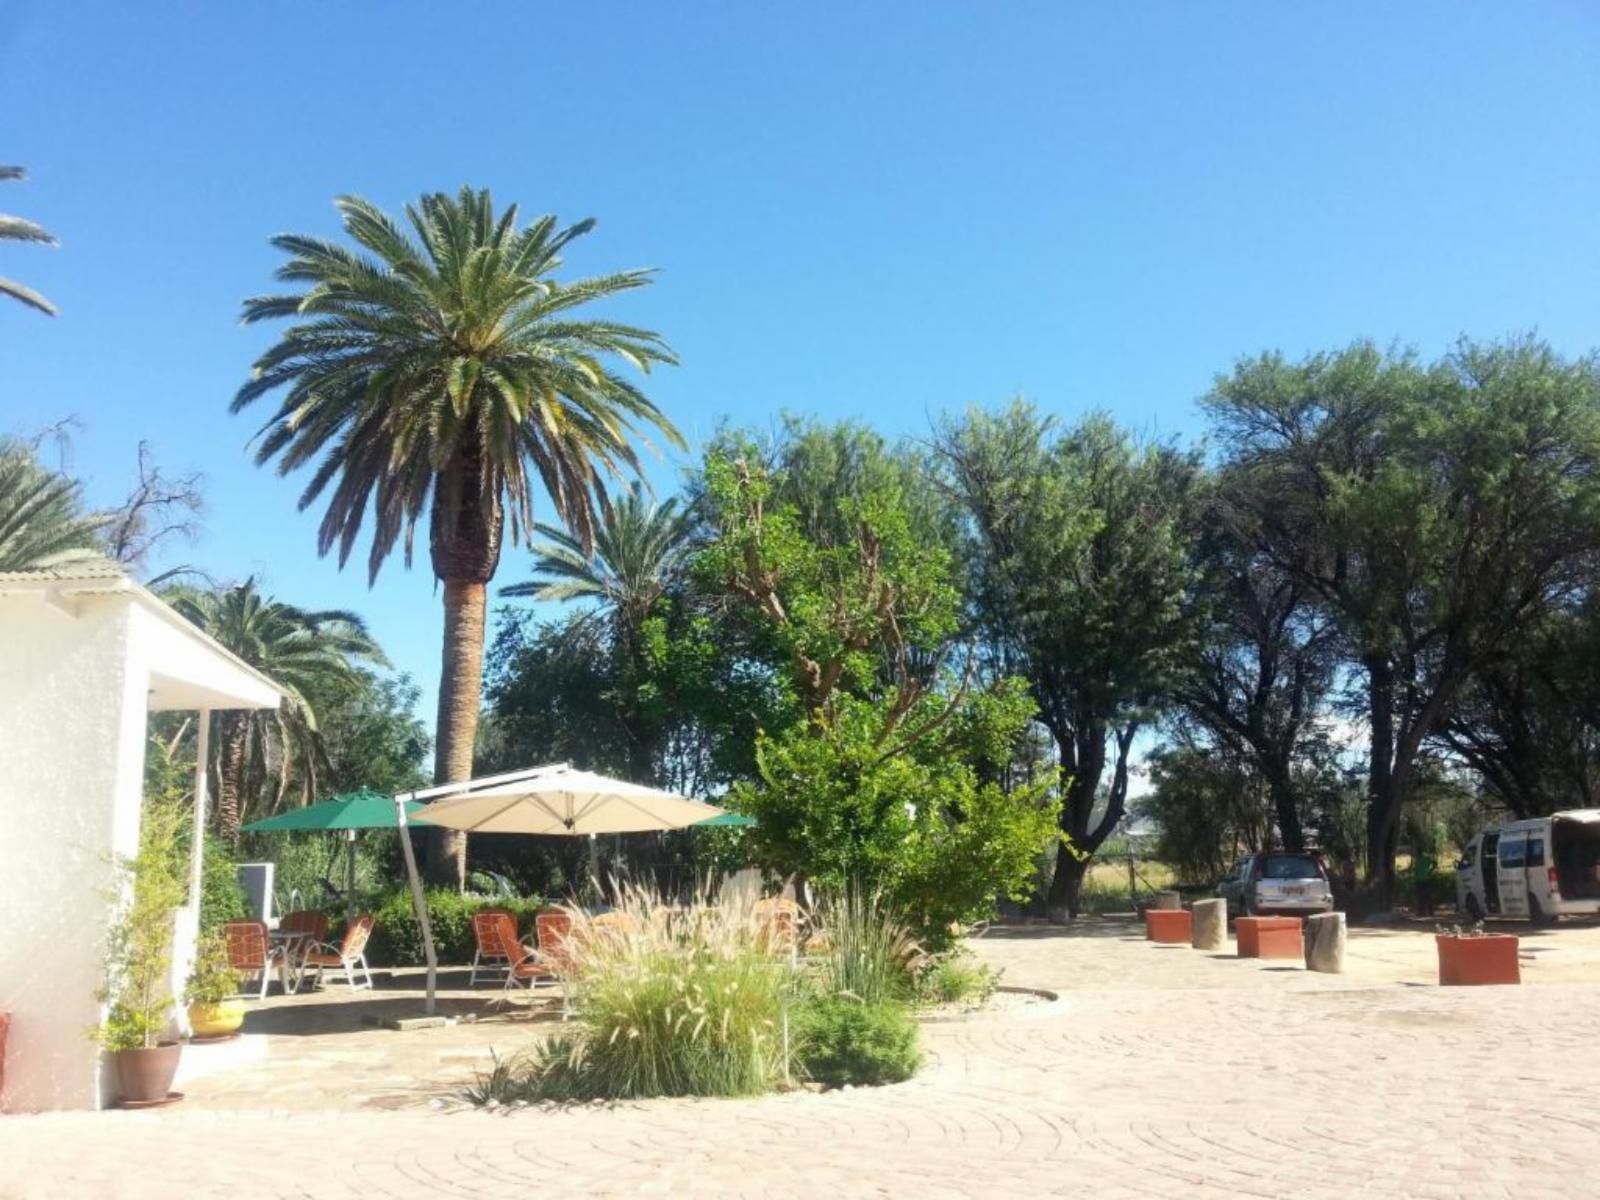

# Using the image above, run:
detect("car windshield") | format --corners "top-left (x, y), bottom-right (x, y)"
top-left (1262, 854), bottom-right (1321, 880)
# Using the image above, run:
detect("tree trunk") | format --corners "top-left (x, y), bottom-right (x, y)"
top-left (1266, 767), bottom-right (1305, 852)
top-left (216, 712), bottom-right (249, 844)
top-left (426, 434), bottom-right (504, 891)
top-left (1364, 655), bottom-right (1397, 905)
top-left (429, 578), bottom-right (486, 888)
top-left (1046, 723), bottom-right (1106, 918)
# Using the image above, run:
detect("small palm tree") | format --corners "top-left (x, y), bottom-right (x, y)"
top-left (173, 581), bottom-right (387, 841)
top-left (233, 187), bottom-right (681, 885)
top-left (0, 438), bottom-right (105, 570)
top-left (503, 482), bottom-right (693, 633)
top-left (503, 483), bottom-right (694, 781)
top-left (1, 166), bottom-right (58, 315)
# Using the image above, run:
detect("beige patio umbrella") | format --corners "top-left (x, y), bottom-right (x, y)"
top-left (391, 764), bottom-right (729, 1012)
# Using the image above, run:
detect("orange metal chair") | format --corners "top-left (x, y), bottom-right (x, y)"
top-left (222, 920), bottom-right (291, 999)
top-left (300, 914), bottom-right (376, 992)
top-left (469, 908), bottom-right (517, 985)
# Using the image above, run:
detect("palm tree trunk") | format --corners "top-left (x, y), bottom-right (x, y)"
top-left (428, 578), bottom-right (486, 887)
top-left (216, 712), bottom-right (249, 844)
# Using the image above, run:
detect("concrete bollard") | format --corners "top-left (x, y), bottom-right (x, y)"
top-left (1190, 898), bottom-right (1227, 950)
top-left (1154, 890), bottom-right (1182, 911)
top-left (1304, 911), bottom-right (1346, 974)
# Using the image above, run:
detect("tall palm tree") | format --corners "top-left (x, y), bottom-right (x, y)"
top-left (1, 166), bottom-right (58, 315)
top-left (0, 438), bottom-right (105, 570)
top-left (503, 483), bottom-right (694, 781)
top-left (173, 581), bottom-right (387, 842)
top-left (232, 188), bottom-right (681, 885)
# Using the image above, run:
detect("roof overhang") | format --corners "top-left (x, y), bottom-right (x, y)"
top-left (0, 566), bottom-right (285, 712)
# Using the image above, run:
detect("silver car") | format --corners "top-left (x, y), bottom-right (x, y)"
top-left (1217, 851), bottom-right (1334, 917)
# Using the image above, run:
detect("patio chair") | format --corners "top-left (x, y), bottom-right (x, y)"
top-left (753, 896), bottom-right (801, 955)
top-left (533, 909), bottom-right (576, 974)
top-left (469, 908), bottom-right (517, 985)
top-left (223, 920), bottom-right (291, 1000)
top-left (299, 913), bottom-right (376, 993)
top-left (499, 910), bottom-right (574, 1017)
top-left (276, 909), bottom-right (329, 982)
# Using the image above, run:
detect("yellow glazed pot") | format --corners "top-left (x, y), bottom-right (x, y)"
top-left (188, 1000), bottom-right (246, 1039)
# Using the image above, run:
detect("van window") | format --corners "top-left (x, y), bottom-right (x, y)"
top-left (1261, 854), bottom-right (1322, 880)
top-left (1526, 837), bottom-right (1546, 868)
top-left (1499, 837), bottom-right (1527, 868)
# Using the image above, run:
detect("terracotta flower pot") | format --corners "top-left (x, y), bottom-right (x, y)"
top-left (1436, 934), bottom-right (1520, 986)
top-left (114, 1042), bottom-right (183, 1105)
top-left (188, 1000), bottom-right (246, 1040)
top-left (1144, 909), bottom-right (1192, 944)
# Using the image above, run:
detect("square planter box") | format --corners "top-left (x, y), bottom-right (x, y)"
top-left (1236, 916), bottom-right (1303, 959)
top-left (1436, 934), bottom-right (1520, 986)
top-left (1144, 909), bottom-right (1192, 944)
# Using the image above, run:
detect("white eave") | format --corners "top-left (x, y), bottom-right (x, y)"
top-left (0, 559), bottom-right (286, 712)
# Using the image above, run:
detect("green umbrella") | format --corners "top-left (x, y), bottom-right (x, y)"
top-left (243, 790), bottom-right (431, 921)
top-left (242, 790), bottom-right (431, 832)
top-left (695, 811), bottom-right (756, 827)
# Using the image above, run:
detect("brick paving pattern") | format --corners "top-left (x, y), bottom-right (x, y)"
top-left (4, 921), bottom-right (1598, 1198)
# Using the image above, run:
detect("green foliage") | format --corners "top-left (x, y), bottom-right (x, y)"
top-left (736, 690), bottom-right (1060, 940)
top-left (199, 835), bottom-right (248, 932)
top-left (363, 888), bottom-right (546, 968)
top-left (474, 889), bottom-right (801, 1102)
top-left (914, 952), bottom-right (999, 1008)
top-left (231, 188), bottom-right (682, 584)
top-left (806, 891), bottom-right (921, 1005)
top-left (308, 670), bottom-right (431, 797)
top-left (1141, 748), bottom-right (1270, 884)
top-left (184, 931), bottom-right (240, 1006)
top-left (95, 797), bottom-right (187, 1052)
top-left (793, 996), bottom-right (921, 1088)
top-left (0, 437), bottom-right (107, 571)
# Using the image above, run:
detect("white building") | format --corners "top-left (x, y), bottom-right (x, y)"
top-left (0, 560), bottom-right (282, 1110)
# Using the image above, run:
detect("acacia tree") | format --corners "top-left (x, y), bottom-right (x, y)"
top-left (936, 403), bottom-right (1199, 919)
top-left (1175, 486), bottom-right (1339, 851)
top-left (233, 189), bottom-right (680, 885)
top-left (1205, 338), bottom-right (1600, 899)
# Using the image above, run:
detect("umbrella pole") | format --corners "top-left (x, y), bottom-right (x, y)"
top-left (588, 833), bottom-right (601, 903)
top-left (392, 796), bottom-right (437, 1015)
top-left (345, 829), bottom-right (358, 926)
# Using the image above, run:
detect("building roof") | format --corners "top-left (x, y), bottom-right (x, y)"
top-left (0, 556), bottom-right (286, 708)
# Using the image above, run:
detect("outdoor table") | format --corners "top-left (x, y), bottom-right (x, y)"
top-left (269, 929), bottom-right (316, 993)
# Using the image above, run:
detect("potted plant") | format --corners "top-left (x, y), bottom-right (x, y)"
top-left (185, 931), bottom-right (244, 1039)
top-left (92, 799), bottom-right (188, 1105)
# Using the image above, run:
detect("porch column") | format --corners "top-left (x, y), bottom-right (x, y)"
top-left (189, 708), bottom-right (211, 905)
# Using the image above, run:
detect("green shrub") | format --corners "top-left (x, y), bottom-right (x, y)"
top-left (362, 888), bottom-right (546, 967)
top-left (805, 890), bottom-right (921, 1005)
top-left (199, 835), bottom-right (248, 932)
top-left (914, 952), bottom-right (998, 1008)
top-left (467, 886), bottom-right (802, 1103)
top-left (794, 996), bottom-right (921, 1088)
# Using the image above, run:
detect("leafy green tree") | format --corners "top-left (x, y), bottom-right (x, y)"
top-left (935, 403), bottom-right (1200, 918)
top-left (1140, 746), bottom-right (1269, 884)
top-left (0, 437), bottom-right (106, 570)
top-left (698, 423), bottom-right (1058, 934)
top-left (231, 188), bottom-right (680, 886)
top-left (173, 580), bottom-right (387, 841)
top-left (1205, 338), bottom-right (1600, 899)
top-left (306, 669), bottom-right (432, 797)
top-left (0, 166), bottom-right (57, 315)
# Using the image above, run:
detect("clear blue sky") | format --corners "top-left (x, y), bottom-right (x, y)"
top-left (5, 2), bottom-right (1599, 735)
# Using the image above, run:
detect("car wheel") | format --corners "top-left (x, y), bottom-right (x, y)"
top-left (1463, 893), bottom-right (1483, 922)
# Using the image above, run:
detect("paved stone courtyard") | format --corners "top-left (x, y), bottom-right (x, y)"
top-left (5, 919), bottom-right (1600, 1198)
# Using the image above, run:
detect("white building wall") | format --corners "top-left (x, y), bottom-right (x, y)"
top-left (0, 593), bottom-right (147, 1111)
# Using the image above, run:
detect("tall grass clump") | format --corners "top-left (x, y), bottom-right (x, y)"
top-left (805, 889), bottom-right (922, 1004)
top-left (511, 884), bottom-right (802, 1101)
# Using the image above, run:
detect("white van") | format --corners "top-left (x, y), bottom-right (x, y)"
top-left (1455, 809), bottom-right (1600, 923)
